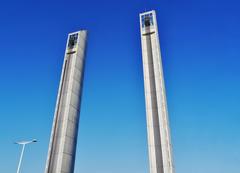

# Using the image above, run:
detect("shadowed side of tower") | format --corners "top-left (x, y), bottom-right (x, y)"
top-left (45, 30), bottom-right (87, 173)
top-left (140, 11), bottom-right (174, 173)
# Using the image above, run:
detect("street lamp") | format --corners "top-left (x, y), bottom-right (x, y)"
top-left (15, 139), bottom-right (37, 173)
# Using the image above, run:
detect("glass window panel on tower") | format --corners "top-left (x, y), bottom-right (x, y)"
top-left (142, 13), bottom-right (154, 28)
top-left (68, 33), bottom-right (78, 49)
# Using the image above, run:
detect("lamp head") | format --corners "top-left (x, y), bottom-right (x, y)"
top-left (14, 139), bottom-right (38, 145)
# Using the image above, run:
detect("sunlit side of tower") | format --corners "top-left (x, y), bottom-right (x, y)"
top-left (45, 30), bottom-right (87, 173)
top-left (139, 10), bottom-right (174, 173)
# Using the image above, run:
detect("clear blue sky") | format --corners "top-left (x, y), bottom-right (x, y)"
top-left (0, 0), bottom-right (239, 173)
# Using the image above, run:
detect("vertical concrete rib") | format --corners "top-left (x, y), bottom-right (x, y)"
top-left (45, 30), bottom-right (87, 173)
top-left (140, 10), bottom-right (174, 173)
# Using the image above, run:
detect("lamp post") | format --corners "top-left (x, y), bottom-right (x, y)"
top-left (15, 139), bottom-right (37, 173)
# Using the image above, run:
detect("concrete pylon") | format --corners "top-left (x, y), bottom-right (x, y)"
top-left (140, 10), bottom-right (174, 173)
top-left (45, 30), bottom-right (87, 173)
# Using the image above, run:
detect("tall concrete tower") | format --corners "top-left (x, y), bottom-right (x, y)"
top-left (140, 11), bottom-right (174, 173)
top-left (45, 30), bottom-right (87, 173)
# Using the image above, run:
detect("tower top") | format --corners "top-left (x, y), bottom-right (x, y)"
top-left (140, 10), bottom-right (158, 35)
